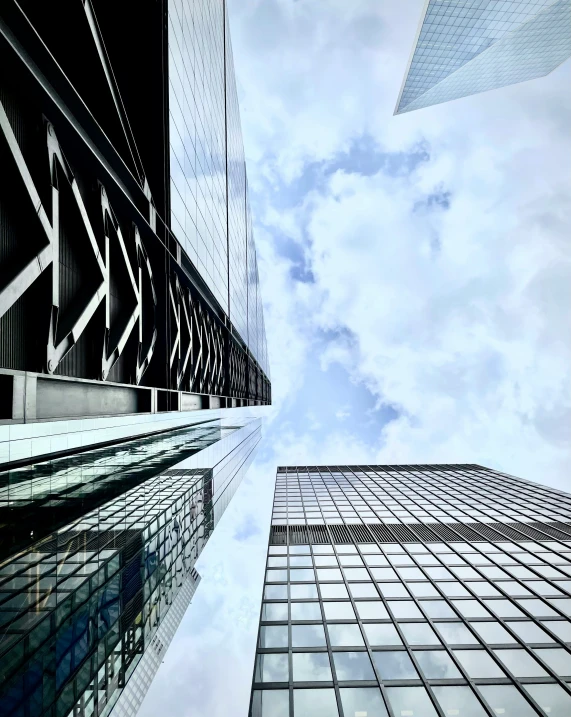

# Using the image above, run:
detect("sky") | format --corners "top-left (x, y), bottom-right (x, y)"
top-left (139, 1), bottom-right (571, 715)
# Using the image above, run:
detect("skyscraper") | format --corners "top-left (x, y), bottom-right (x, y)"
top-left (250, 465), bottom-right (571, 716)
top-left (394, 0), bottom-right (571, 115)
top-left (0, 415), bottom-right (262, 717)
top-left (0, 0), bottom-right (270, 457)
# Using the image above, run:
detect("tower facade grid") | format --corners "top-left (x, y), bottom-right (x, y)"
top-left (250, 465), bottom-right (571, 717)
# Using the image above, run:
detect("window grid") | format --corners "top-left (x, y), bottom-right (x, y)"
top-left (251, 465), bottom-right (571, 717)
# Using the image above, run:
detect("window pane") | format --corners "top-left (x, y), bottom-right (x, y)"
top-left (291, 602), bottom-right (322, 621)
top-left (292, 624), bottom-right (327, 647)
top-left (251, 689), bottom-right (289, 717)
top-left (413, 650), bottom-right (462, 679)
top-left (340, 556), bottom-right (364, 567)
top-left (291, 584), bottom-right (318, 599)
top-left (333, 652), bottom-right (376, 681)
top-left (523, 683), bottom-right (571, 717)
top-left (265, 585), bottom-right (288, 600)
top-left (408, 583), bottom-right (439, 598)
top-left (259, 626), bottom-right (288, 648)
top-left (469, 621), bottom-right (516, 644)
top-left (388, 601), bottom-right (422, 619)
top-left (344, 568), bottom-right (370, 581)
top-left (493, 648), bottom-right (548, 677)
top-left (290, 545), bottom-right (310, 555)
top-left (267, 570), bottom-right (288, 583)
top-left (320, 584), bottom-right (349, 599)
top-left (292, 653), bottom-right (332, 682)
top-left (421, 600), bottom-right (456, 618)
top-left (290, 556), bottom-right (312, 567)
top-left (290, 569), bottom-right (315, 582)
top-left (328, 623), bottom-right (364, 647)
top-left (268, 557), bottom-right (287, 568)
top-left (355, 602), bottom-right (389, 620)
top-left (315, 556), bottom-right (338, 567)
top-left (386, 686), bottom-right (438, 717)
top-left (339, 687), bottom-right (388, 717)
top-left (517, 598), bottom-right (558, 617)
top-left (350, 584), bottom-right (378, 599)
top-left (323, 602), bottom-right (356, 621)
top-left (364, 555), bottom-right (389, 567)
top-left (317, 568), bottom-right (343, 582)
top-left (453, 650), bottom-right (506, 678)
top-left (293, 688), bottom-right (338, 716)
top-left (262, 603), bottom-right (289, 622)
top-left (483, 600), bottom-right (524, 617)
top-left (364, 623), bottom-right (403, 646)
top-left (531, 648), bottom-right (571, 676)
top-left (399, 622), bottom-right (441, 645)
top-left (312, 545), bottom-right (334, 554)
top-left (372, 651), bottom-right (418, 680)
top-left (452, 600), bottom-right (491, 618)
top-left (255, 653), bottom-right (289, 682)
top-left (435, 622), bottom-right (479, 645)
top-left (432, 685), bottom-right (487, 717)
top-left (508, 621), bottom-right (555, 643)
top-left (371, 568), bottom-right (398, 580)
top-left (377, 583), bottom-right (408, 598)
top-left (477, 685), bottom-right (537, 717)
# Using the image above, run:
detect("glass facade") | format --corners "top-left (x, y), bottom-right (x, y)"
top-left (395, 0), bottom-right (571, 114)
top-left (250, 465), bottom-right (571, 716)
top-left (167, 0), bottom-right (268, 375)
top-left (0, 416), bottom-right (261, 717)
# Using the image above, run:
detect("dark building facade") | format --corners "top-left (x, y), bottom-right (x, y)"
top-left (250, 465), bottom-right (571, 717)
top-left (0, 415), bottom-right (261, 717)
top-left (0, 0), bottom-right (270, 431)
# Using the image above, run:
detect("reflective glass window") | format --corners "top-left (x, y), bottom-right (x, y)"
top-left (469, 621), bottom-right (517, 644)
top-left (266, 570), bottom-right (287, 583)
top-left (377, 583), bottom-right (408, 598)
top-left (355, 602), bottom-right (389, 620)
top-left (328, 623), bottom-right (364, 647)
top-left (483, 600), bottom-right (524, 618)
top-left (290, 569), bottom-right (315, 582)
top-left (292, 624), bottom-right (327, 648)
top-left (320, 584), bottom-right (349, 599)
top-left (339, 688), bottom-right (388, 717)
top-left (452, 600), bottom-right (491, 618)
top-left (372, 651), bottom-right (419, 680)
top-left (265, 585), bottom-right (288, 600)
top-left (386, 686), bottom-right (438, 717)
top-left (350, 584), bottom-right (379, 599)
top-left (262, 603), bottom-right (288, 622)
top-left (506, 621), bottom-right (555, 643)
top-left (363, 623), bottom-right (403, 646)
top-left (432, 685), bottom-right (487, 717)
top-left (400, 622), bottom-right (441, 646)
top-left (251, 689), bottom-right (289, 717)
top-left (453, 650), bottom-right (506, 678)
top-left (344, 568), bottom-right (370, 581)
top-left (413, 650), bottom-right (462, 679)
top-left (408, 583), bottom-right (439, 598)
top-left (259, 626), bottom-right (288, 648)
top-left (477, 685), bottom-right (538, 717)
top-left (255, 653), bottom-right (289, 682)
top-left (292, 653), bottom-right (333, 682)
top-left (333, 651), bottom-right (376, 681)
top-left (317, 568), bottom-right (343, 582)
top-left (532, 647), bottom-right (571, 676)
top-left (523, 683), bottom-right (571, 717)
top-left (291, 602), bottom-right (322, 621)
top-left (293, 688), bottom-right (338, 716)
top-left (420, 600), bottom-right (456, 618)
top-left (291, 584), bottom-right (318, 599)
top-left (323, 602), bottom-right (356, 621)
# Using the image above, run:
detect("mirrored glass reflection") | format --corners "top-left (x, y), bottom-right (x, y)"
top-left (293, 688), bottom-right (339, 716)
top-left (523, 683), bottom-right (571, 717)
top-left (259, 626), bottom-right (288, 649)
top-left (432, 685), bottom-right (487, 717)
top-left (413, 650), bottom-right (462, 679)
top-left (478, 685), bottom-right (539, 717)
top-left (255, 654), bottom-right (289, 682)
top-left (291, 602), bottom-right (322, 621)
top-left (333, 652), bottom-right (376, 681)
top-left (323, 601), bottom-right (356, 621)
top-left (364, 623), bottom-right (403, 646)
top-left (399, 622), bottom-right (441, 645)
top-left (355, 601), bottom-right (389, 620)
top-left (372, 650), bottom-right (419, 680)
top-left (386, 686), bottom-right (438, 717)
top-left (339, 687), bottom-right (388, 717)
top-left (292, 653), bottom-right (333, 682)
top-left (291, 624), bottom-right (327, 648)
top-left (251, 689), bottom-right (290, 717)
top-left (262, 603), bottom-right (288, 622)
top-left (453, 650), bottom-right (506, 678)
top-left (328, 623), bottom-right (364, 647)
top-left (435, 622), bottom-right (480, 645)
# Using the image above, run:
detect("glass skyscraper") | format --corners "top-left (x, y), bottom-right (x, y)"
top-left (250, 465), bottom-right (571, 716)
top-left (0, 415), bottom-right (261, 717)
top-left (395, 0), bottom-right (571, 114)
